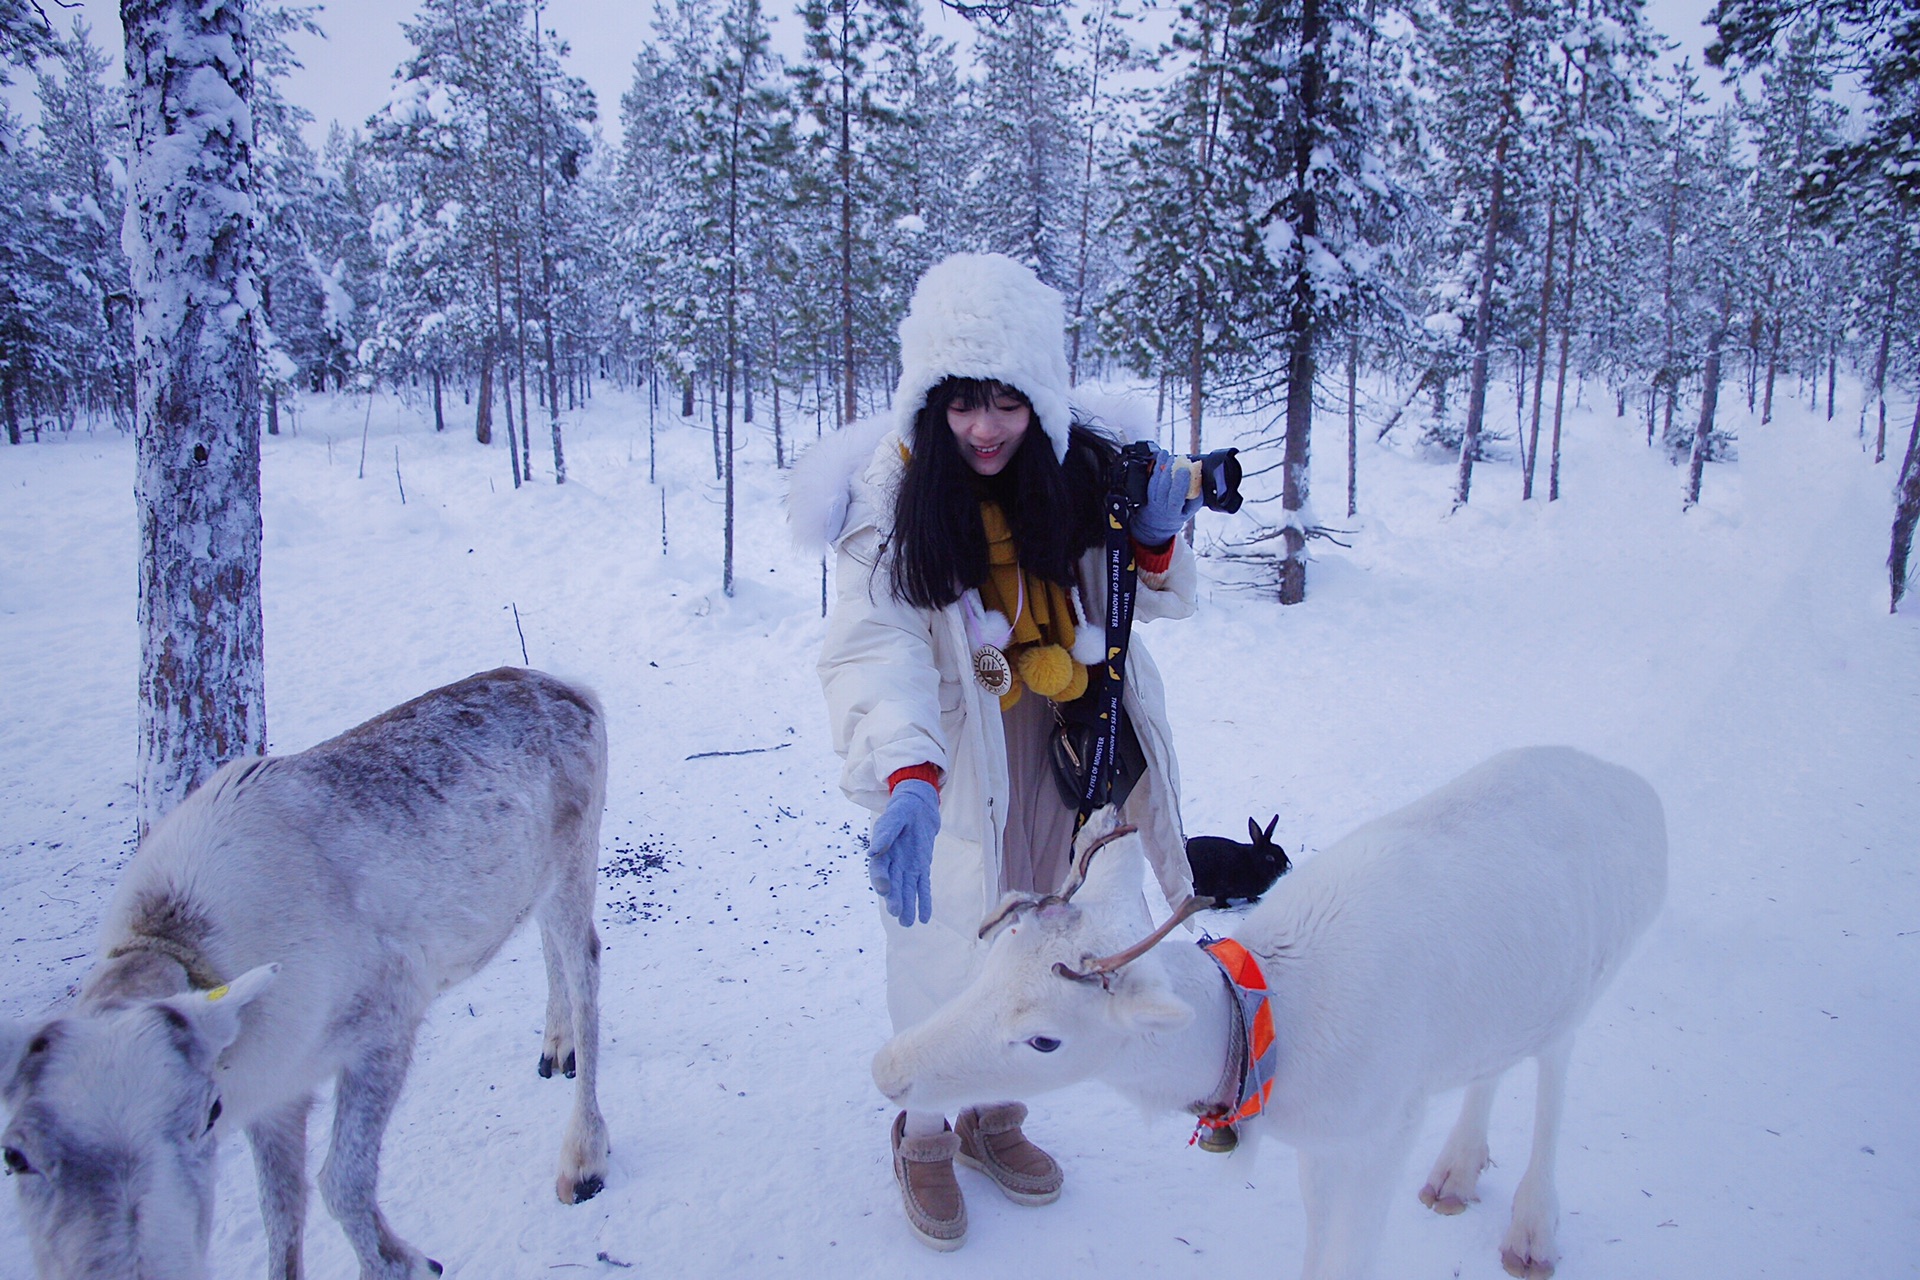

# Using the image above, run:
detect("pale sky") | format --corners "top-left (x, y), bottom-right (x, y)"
top-left (25, 0), bottom-right (1727, 150)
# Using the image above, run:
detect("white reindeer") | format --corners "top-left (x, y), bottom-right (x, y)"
top-left (873, 746), bottom-right (1667, 1280)
top-left (0, 667), bottom-right (611, 1280)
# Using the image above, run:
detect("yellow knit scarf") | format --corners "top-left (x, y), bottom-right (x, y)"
top-left (977, 501), bottom-right (1089, 710)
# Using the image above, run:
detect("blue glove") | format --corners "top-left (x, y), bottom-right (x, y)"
top-left (1131, 447), bottom-right (1207, 546)
top-left (869, 779), bottom-right (939, 926)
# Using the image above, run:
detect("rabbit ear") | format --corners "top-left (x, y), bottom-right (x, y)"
top-left (1248, 816), bottom-right (1262, 842)
top-left (1263, 815), bottom-right (1279, 842)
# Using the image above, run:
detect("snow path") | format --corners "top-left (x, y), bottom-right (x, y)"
top-left (2, 389), bottom-right (1915, 1278)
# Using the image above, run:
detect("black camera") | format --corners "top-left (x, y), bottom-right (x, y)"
top-left (1117, 442), bottom-right (1244, 517)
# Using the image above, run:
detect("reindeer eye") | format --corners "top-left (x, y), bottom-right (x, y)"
top-left (1026, 1036), bottom-right (1061, 1054)
top-left (3, 1147), bottom-right (31, 1175)
top-left (204, 1099), bottom-right (223, 1134)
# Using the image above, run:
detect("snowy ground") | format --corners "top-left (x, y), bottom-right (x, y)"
top-left (2, 378), bottom-right (1916, 1278)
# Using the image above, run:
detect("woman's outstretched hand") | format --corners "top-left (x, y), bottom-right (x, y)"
top-left (1132, 446), bottom-right (1207, 547)
top-left (870, 779), bottom-right (939, 926)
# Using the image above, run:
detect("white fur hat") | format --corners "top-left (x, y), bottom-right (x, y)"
top-left (893, 252), bottom-right (1072, 462)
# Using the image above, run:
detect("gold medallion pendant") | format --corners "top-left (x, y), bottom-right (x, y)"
top-left (973, 644), bottom-right (1014, 697)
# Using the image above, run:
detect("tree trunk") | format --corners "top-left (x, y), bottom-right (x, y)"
top-left (771, 321), bottom-right (785, 469)
top-left (1826, 336), bottom-right (1837, 421)
top-left (838, 5), bottom-right (857, 426)
top-left (1524, 192), bottom-right (1559, 500)
top-left (1548, 84), bottom-right (1588, 503)
top-left (1455, 17), bottom-right (1518, 509)
top-left (476, 347), bottom-right (494, 444)
top-left (5, 370), bottom-right (22, 445)
top-left (1656, 125), bottom-right (1683, 449)
top-left (1890, 392), bottom-right (1920, 611)
top-left (1189, 275), bottom-right (1205, 457)
top-left (124, 0), bottom-right (266, 837)
top-left (431, 366), bottom-right (444, 432)
top-left (1684, 312), bottom-right (1726, 510)
top-left (532, 1), bottom-right (565, 485)
top-left (263, 276), bottom-right (279, 436)
top-left (1870, 246), bottom-right (1900, 464)
top-left (492, 240), bottom-right (521, 487)
top-left (513, 241), bottom-right (532, 480)
top-left (1068, 0), bottom-right (1114, 383)
top-left (1346, 329), bottom-right (1358, 519)
top-left (1279, 0), bottom-right (1325, 604)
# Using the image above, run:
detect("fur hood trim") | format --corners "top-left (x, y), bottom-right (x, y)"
top-left (894, 253), bottom-right (1072, 462)
top-left (786, 414), bottom-right (895, 552)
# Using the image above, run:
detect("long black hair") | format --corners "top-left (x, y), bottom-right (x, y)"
top-left (890, 377), bottom-right (1118, 609)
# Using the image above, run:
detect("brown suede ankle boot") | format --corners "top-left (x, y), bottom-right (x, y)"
top-left (955, 1102), bottom-right (1063, 1206)
top-left (891, 1112), bottom-right (967, 1250)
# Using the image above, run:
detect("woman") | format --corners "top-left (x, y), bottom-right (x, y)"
top-left (811, 253), bottom-right (1200, 1250)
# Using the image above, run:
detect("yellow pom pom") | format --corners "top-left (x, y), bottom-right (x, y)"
top-left (1055, 662), bottom-right (1089, 703)
top-left (1019, 644), bottom-right (1075, 698)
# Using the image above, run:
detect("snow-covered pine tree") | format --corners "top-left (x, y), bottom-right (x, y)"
top-left (1104, 0), bottom-right (1258, 452)
top-left (525, 0), bottom-right (597, 484)
top-left (868, 0), bottom-right (968, 346)
top-left (1229, 0), bottom-right (1402, 601)
top-left (245, 2), bottom-right (322, 436)
top-left (1063, 0), bottom-right (1141, 382)
top-left (1541, 0), bottom-right (1654, 500)
top-left (970, 2), bottom-right (1080, 287)
top-left (1736, 23), bottom-right (1838, 426)
top-left (1645, 57), bottom-right (1707, 452)
top-left (617, 3), bottom-right (713, 464)
top-left (791, 0), bottom-right (912, 423)
top-left (1715, 0), bottom-right (1920, 602)
top-left (1683, 108), bottom-right (1754, 509)
top-left (1416, 0), bottom-right (1560, 507)
top-left (123, 0), bottom-right (266, 836)
top-left (696, 0), bottom-right (786, 593)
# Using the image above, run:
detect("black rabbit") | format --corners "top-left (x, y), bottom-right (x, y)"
top-left (1186, 815), bottom-right (1290, 904)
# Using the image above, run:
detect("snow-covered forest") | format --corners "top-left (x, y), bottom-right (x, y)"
top-left (2, 1), bottom-right (1919, 1277)
top-left (2, 0), bottom-right (1917, 602)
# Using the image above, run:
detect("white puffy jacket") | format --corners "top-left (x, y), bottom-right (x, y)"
top-left (816, 428), bottom-right (1197, 1030)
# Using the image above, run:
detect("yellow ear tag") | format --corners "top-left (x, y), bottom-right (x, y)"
top-left (205, 984), bottom-right (231, 1002)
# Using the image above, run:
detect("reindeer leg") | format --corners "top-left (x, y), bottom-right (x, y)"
top-left (1421, 1074), bottom-right (1499, 1214)
top-left (1297, 1108), bottom-right (1420, 1280)
top-left (537, 917), bottom-right (575, 1079)
top-left (249, 1094), bottom-right (313, 1280)
top-left (321, 1034), bottom-right (441, 1280)
top-left (540, 858), bottom-right (609, 1204)
top-left (1501, 1039), bottom-right (1571, 1280)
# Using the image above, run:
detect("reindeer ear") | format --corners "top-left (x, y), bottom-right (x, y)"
top-left (1109, 965), bottom-right (1194, 1033)
top-left (157, 963), bottom-right (279, 1062)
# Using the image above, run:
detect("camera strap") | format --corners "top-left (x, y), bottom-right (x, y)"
top-left (1074, 457), bottom-right (1144, 829)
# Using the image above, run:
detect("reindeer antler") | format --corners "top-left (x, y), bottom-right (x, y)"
top-left (1057, 823), bottom-right (1139, 902)
top-left (1052, 894), bottom-right (1218, 986)
top-left (977, 823), bottom-right (1141, 939)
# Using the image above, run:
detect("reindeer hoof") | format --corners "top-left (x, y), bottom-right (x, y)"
top-left (1500, 1247), bottom-right (1555, 1279)
top-left (570, 1174), bottom-right (605, 1203)
top-left (563, 1050), bottom-right (577, 1079)
top-left (1419, 1185), bottom-right (1471, 1215)
top-left (537, 1054), bottom-right (556, 1079)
